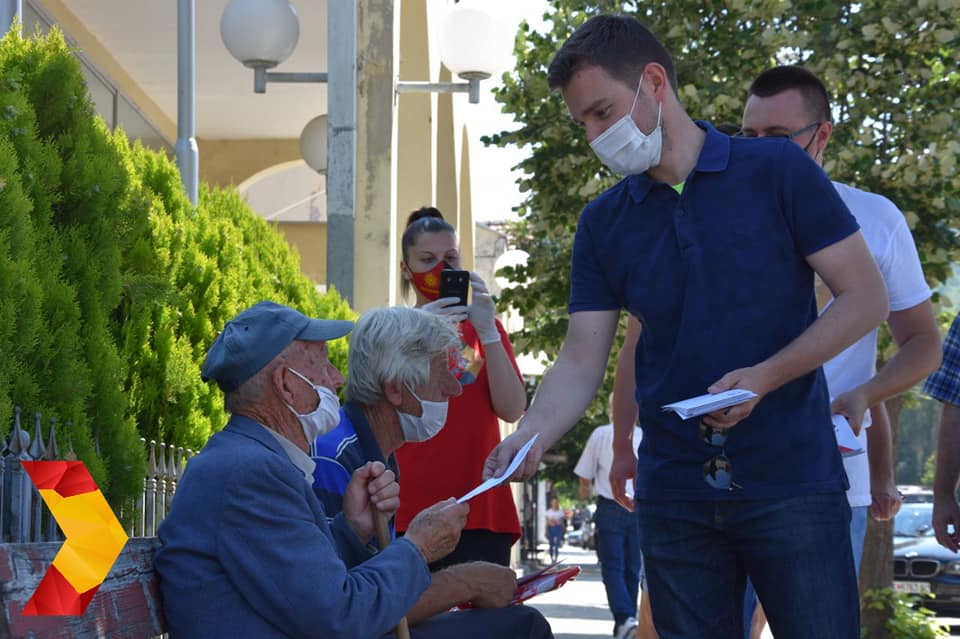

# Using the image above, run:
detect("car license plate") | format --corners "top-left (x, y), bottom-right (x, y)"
top-left (894, 581), bottom-right (931, 594)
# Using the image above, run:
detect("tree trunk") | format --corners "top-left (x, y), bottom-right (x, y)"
top-left (859, 395), bottom-right (903, 638)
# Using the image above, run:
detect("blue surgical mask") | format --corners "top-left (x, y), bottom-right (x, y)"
top-left (589, 74), bottom-right (662, 176)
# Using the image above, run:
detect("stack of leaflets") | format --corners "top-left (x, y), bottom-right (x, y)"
top-left (661, 389), bottom-right (758, 420)
top-left (832, 413), bottom-right (865, 457)
top-left (511, 562), bottom-right (581, 605)
top-left (454, 561), bottom-right (581, 609)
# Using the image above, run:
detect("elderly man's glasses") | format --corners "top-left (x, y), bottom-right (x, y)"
top-left (700, 421), bottom-right (742, 491)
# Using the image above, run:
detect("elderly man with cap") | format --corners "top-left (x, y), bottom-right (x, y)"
top-left (155, 301), bottom-right (487, 639)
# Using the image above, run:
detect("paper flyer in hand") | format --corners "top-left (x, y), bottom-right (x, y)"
top-left (457, 433), bottom-right (540, 504)
top-left (832, 414), bottom-right (865, 457)
top-left (661, 389), bottom-right (758, 420)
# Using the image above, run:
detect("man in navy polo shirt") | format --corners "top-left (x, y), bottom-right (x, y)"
top-left (482, 15), bottom-right (888, 639)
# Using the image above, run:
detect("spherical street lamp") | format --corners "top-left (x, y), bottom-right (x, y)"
top-left (299, 114), bottom-right (328, 174)
top-left (436, 1), bottom-right (514, 80)
top-left (220, 0), bottom-right (300, 69)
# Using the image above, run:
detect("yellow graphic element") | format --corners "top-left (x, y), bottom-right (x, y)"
top-left (39, 488), bottom-right (128, 594)
top-left (21, 461), bottom-right (129, 616)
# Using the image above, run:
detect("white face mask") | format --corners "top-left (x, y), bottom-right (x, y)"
top-left (397, 385), bottom-right (449, 443)
top-left (285, 368), bottom-right (341, 443)
top-left (589, 74), bottom-right (662, 176)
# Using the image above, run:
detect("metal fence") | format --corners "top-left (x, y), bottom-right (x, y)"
top-left (0, 406), bottom-right (195, 543)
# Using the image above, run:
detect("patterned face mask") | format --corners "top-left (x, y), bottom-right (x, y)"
top-left (410, 261), bottom-right (450, 301)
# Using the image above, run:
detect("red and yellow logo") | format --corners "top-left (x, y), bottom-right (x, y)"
top-left (20, 461), bottom-right (128, 616)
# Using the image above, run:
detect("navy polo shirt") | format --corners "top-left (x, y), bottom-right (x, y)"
top-left (312, 402), bottom-right (397, 517)
top-left (570, 122), bottom-right (860, 500)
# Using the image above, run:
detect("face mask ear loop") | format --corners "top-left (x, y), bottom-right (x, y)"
top-left (628, 72), bottom-right (645, 118)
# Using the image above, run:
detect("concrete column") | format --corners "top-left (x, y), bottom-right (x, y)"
top-left (458, 127), bottom-right (475, 271)
top-left (0, 0), bottom-right (21, 36)
top-left (435, 65), bottom-right (458, 229)
top-left (353, 0), bottom-right (398, 312)
top-left (395, 0), bottom-right (434, 267)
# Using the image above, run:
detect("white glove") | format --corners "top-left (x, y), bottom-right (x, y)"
top-left (421, 297), bottom-right (468, 324)
top-left (467, 273), bottom-right (501, 345)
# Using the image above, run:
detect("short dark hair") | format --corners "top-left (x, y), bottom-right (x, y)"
top-left (547, 14), bottom-right (678, 94)
top-left (748, 66), bottom-right (832, 123)
top-left (715, 123), bottom-right (741, 136)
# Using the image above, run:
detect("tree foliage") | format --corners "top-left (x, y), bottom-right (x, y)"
top-left (487, 0), bottom-right (960, 481)
top-left (0, 26), bottom-right (355, 513)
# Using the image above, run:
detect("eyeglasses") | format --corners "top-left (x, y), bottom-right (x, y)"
top-left (739, 121), bottom-right (821, 151)
top-left (700, 421), bottom-right (742, 491)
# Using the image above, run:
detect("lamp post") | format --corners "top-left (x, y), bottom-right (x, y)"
top-left (176, 0), bottom-right (198, 206)
top-left (219, 0), bottom-right (512, 305)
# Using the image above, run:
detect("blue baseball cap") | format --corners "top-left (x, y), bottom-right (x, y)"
top-left (201, 301), bottom-right (352, 393)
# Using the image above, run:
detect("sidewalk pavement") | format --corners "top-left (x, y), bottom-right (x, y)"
top-left (523, 544), bottom-right (615, 639)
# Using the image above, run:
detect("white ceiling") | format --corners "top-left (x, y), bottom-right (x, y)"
top-left (63, 0), bottom-right (329, 140)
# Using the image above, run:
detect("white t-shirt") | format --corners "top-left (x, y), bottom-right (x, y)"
top-left (824, 182), bottom-right (931, 507)
top-left (545, 508), bottom-right (565, 527)
top-left (574, 423), bottom-right (644, 501)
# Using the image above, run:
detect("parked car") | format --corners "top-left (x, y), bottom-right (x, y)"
top-left (566, 504), bottom-right (597, 550)
top-left (579, 512), bottom-right (596, 550)
top-left (898, 485), bottom-right (934, 504)
top-left (892, 502), bottom-right (960, 613)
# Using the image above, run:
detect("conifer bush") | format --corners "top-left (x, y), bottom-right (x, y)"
top-left (0, 25), bottom-right (355, 514)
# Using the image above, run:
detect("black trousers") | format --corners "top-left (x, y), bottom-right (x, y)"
top-left (385, 606), bottom-right (554, 639)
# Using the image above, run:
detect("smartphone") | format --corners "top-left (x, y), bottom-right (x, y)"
top-left (439, 269), bottom-right (470, 307)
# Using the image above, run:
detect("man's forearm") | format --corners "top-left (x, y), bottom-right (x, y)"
top-left (520, 312), bottom-right (617, 449)
top-left (858, 336), bottom-right (942, 408)
top-left (858, 303), bottom-right (942, 407)
top-left (613, 318), bottom-right (641, 450)
top-left (934, 403), bottom-right (960, 499)
top-left (578, 477), bottom-right (593, 500)
top-left (405, 568), bottom-right (474, 625)
top-left (866, 404), bottom-right (895, 485)
top-left (523, 357), bottom-right (607, 449)
top-left (758, 284), bottom-right (887, 393)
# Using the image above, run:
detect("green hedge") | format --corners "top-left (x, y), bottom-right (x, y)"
top-left (0, 26), bottom-right (354, 512)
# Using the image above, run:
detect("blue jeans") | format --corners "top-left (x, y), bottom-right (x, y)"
top-left (637, 492), bottom-right (858, 639)
top-left (595, 496), bottom-right (643, 627)
top-left (547, 524), bottom-right (564, 562)
top-left (741, 503), bottom-right (868, 637)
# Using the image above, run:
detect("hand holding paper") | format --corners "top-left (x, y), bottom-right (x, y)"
top-left (458, 433), bottom-right (539, 503)
top-left (832, 413), bottom-right (865, 457)
top-left (662, 389), bottom-right (758, 420)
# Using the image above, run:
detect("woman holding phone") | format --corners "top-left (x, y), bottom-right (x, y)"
top-left (394, 207), bottom-right (526, 568)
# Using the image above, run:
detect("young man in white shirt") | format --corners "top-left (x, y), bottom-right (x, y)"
top-left (738, 64), bottom-right (943, 638)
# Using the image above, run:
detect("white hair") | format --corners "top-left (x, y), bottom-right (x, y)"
top-left (344, 307), bottom-right (460, 406)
